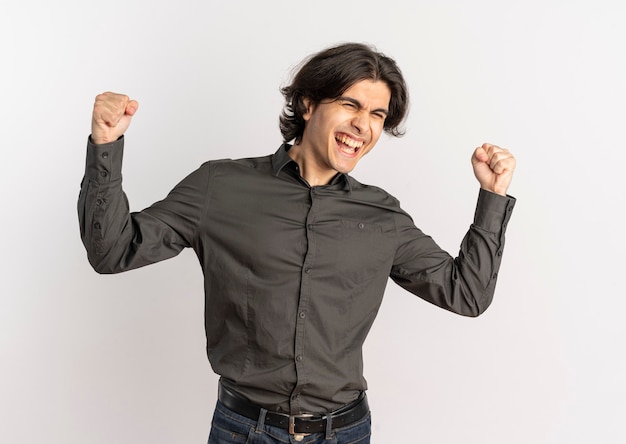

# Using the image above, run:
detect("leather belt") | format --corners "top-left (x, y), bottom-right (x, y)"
top-left (218, 384), bottom-right (369, 435)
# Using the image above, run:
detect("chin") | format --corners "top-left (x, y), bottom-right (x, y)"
top-left (335, 163), bottom-right (357, 174)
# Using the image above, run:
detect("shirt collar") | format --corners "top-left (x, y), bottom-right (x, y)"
top-left (271, 143), bottom-right (352, 192)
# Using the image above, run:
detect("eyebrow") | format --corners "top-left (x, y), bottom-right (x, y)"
top-left (337, 96), bottom-right (389, 116)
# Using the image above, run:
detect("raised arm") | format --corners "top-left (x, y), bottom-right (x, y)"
top-left (78, 92), bottom-right (207, 274)
top-left (391, 143), bottom-right (517, 316)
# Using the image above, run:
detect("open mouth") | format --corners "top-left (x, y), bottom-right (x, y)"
top-left (335, 134), bottom-right (364, 155)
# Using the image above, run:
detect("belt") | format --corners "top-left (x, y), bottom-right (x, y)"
top-left (218, 384), bottom-right (369, 435)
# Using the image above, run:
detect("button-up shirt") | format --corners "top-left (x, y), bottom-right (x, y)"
top-left (78, 137), bottom-right (516, 414)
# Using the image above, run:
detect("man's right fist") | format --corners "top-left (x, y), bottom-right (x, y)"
top-left (91, 92), bottom-right (139, 145)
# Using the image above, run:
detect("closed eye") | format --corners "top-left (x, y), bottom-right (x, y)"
top-left (337, 96), bottom-right (388, 119)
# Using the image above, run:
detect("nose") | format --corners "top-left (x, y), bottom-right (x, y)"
top-left (351, 111), bottom-right (370, 134)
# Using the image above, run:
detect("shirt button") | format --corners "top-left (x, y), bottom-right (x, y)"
top-left (304, 267), bottom-right (311, 274)
top-left (96, 199), bottom-right (103, 206)
top-left (358, 223), bottom-right (365, 229)
top-left (492, 273), bottom-right (498, 279)
top-left (296, 355), bottom-right (303, 362)
top-left (307, 224), bottom-right (313, 230)
top-left (93, 222), bottom-right (101, 229)
top-left (99, 171), bottom-right (108, 178)
top-left (299, 311), bottom-right (306, 319)
top-left (497, 251), bottom-right (502, 257)
top-left (101, 152), bottom-right (109, 159)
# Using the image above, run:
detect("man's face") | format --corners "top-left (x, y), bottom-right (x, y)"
top-left (299, 79), bottom-right (391, 182)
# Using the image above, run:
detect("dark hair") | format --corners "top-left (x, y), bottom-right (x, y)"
top-left (279, 42), bottom-right (409, 143)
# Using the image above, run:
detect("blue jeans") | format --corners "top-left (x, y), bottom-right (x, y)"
top-left (208, 400), bottom-right (371, 444)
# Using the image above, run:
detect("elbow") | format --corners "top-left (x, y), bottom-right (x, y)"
top-left (87, 251), bottom-right (123, 275)
top-left (83, 237), bottom-right (128, 274)
top-left (465, 297), bottom-right (493, 317)
top-left (466, 307), bottom-right (487, 318)
top-left (89, 258), bottom-right (116, 275)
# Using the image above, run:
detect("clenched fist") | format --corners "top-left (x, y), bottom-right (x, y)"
top-left (91, 92), bottom-right (139, 145)
top-left (471, 143), bottom-right (516, 196)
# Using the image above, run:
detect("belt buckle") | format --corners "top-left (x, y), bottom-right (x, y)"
top-left (288, 413), bottom-right (314, 436)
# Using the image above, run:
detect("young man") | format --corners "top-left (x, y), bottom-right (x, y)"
top-left (79, 43), bottom-right (516, 443)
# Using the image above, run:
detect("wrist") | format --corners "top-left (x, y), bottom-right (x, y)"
top-left (89, 134), bottom-right (121, 145)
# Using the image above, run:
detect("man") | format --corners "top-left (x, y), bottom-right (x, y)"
top-left (79, 43), bottom-right (516, 443)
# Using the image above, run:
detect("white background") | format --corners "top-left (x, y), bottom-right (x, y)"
top-left (1, 1), bottom-right (624, 443)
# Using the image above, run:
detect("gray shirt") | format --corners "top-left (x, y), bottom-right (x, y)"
top-left (78, 137), bottom-right (516, 414)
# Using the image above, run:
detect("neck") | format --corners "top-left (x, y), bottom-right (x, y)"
top-left (287, 143), bottom-right (336, 187)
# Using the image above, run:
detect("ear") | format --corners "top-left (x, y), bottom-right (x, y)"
top-left (302, 98), bottom-right (314, 121)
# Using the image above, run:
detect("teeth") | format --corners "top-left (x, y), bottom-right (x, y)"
top-left (338, 136), bottom-right (364, 149)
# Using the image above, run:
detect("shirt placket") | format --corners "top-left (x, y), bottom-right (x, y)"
top-left (290, 186), bottom-right (320, 414)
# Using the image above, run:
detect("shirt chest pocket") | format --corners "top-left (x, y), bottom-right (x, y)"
top-left (320, 219), bottom-right (392, 285)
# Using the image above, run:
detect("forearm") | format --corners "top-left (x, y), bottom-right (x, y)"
top-left (452, 189), bottom-right (514, 315)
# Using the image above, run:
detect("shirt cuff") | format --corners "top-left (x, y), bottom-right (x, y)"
top-left (85, 135), bottom-right (125, 184)
top-left (472, 189), bottom-right (516, 233)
